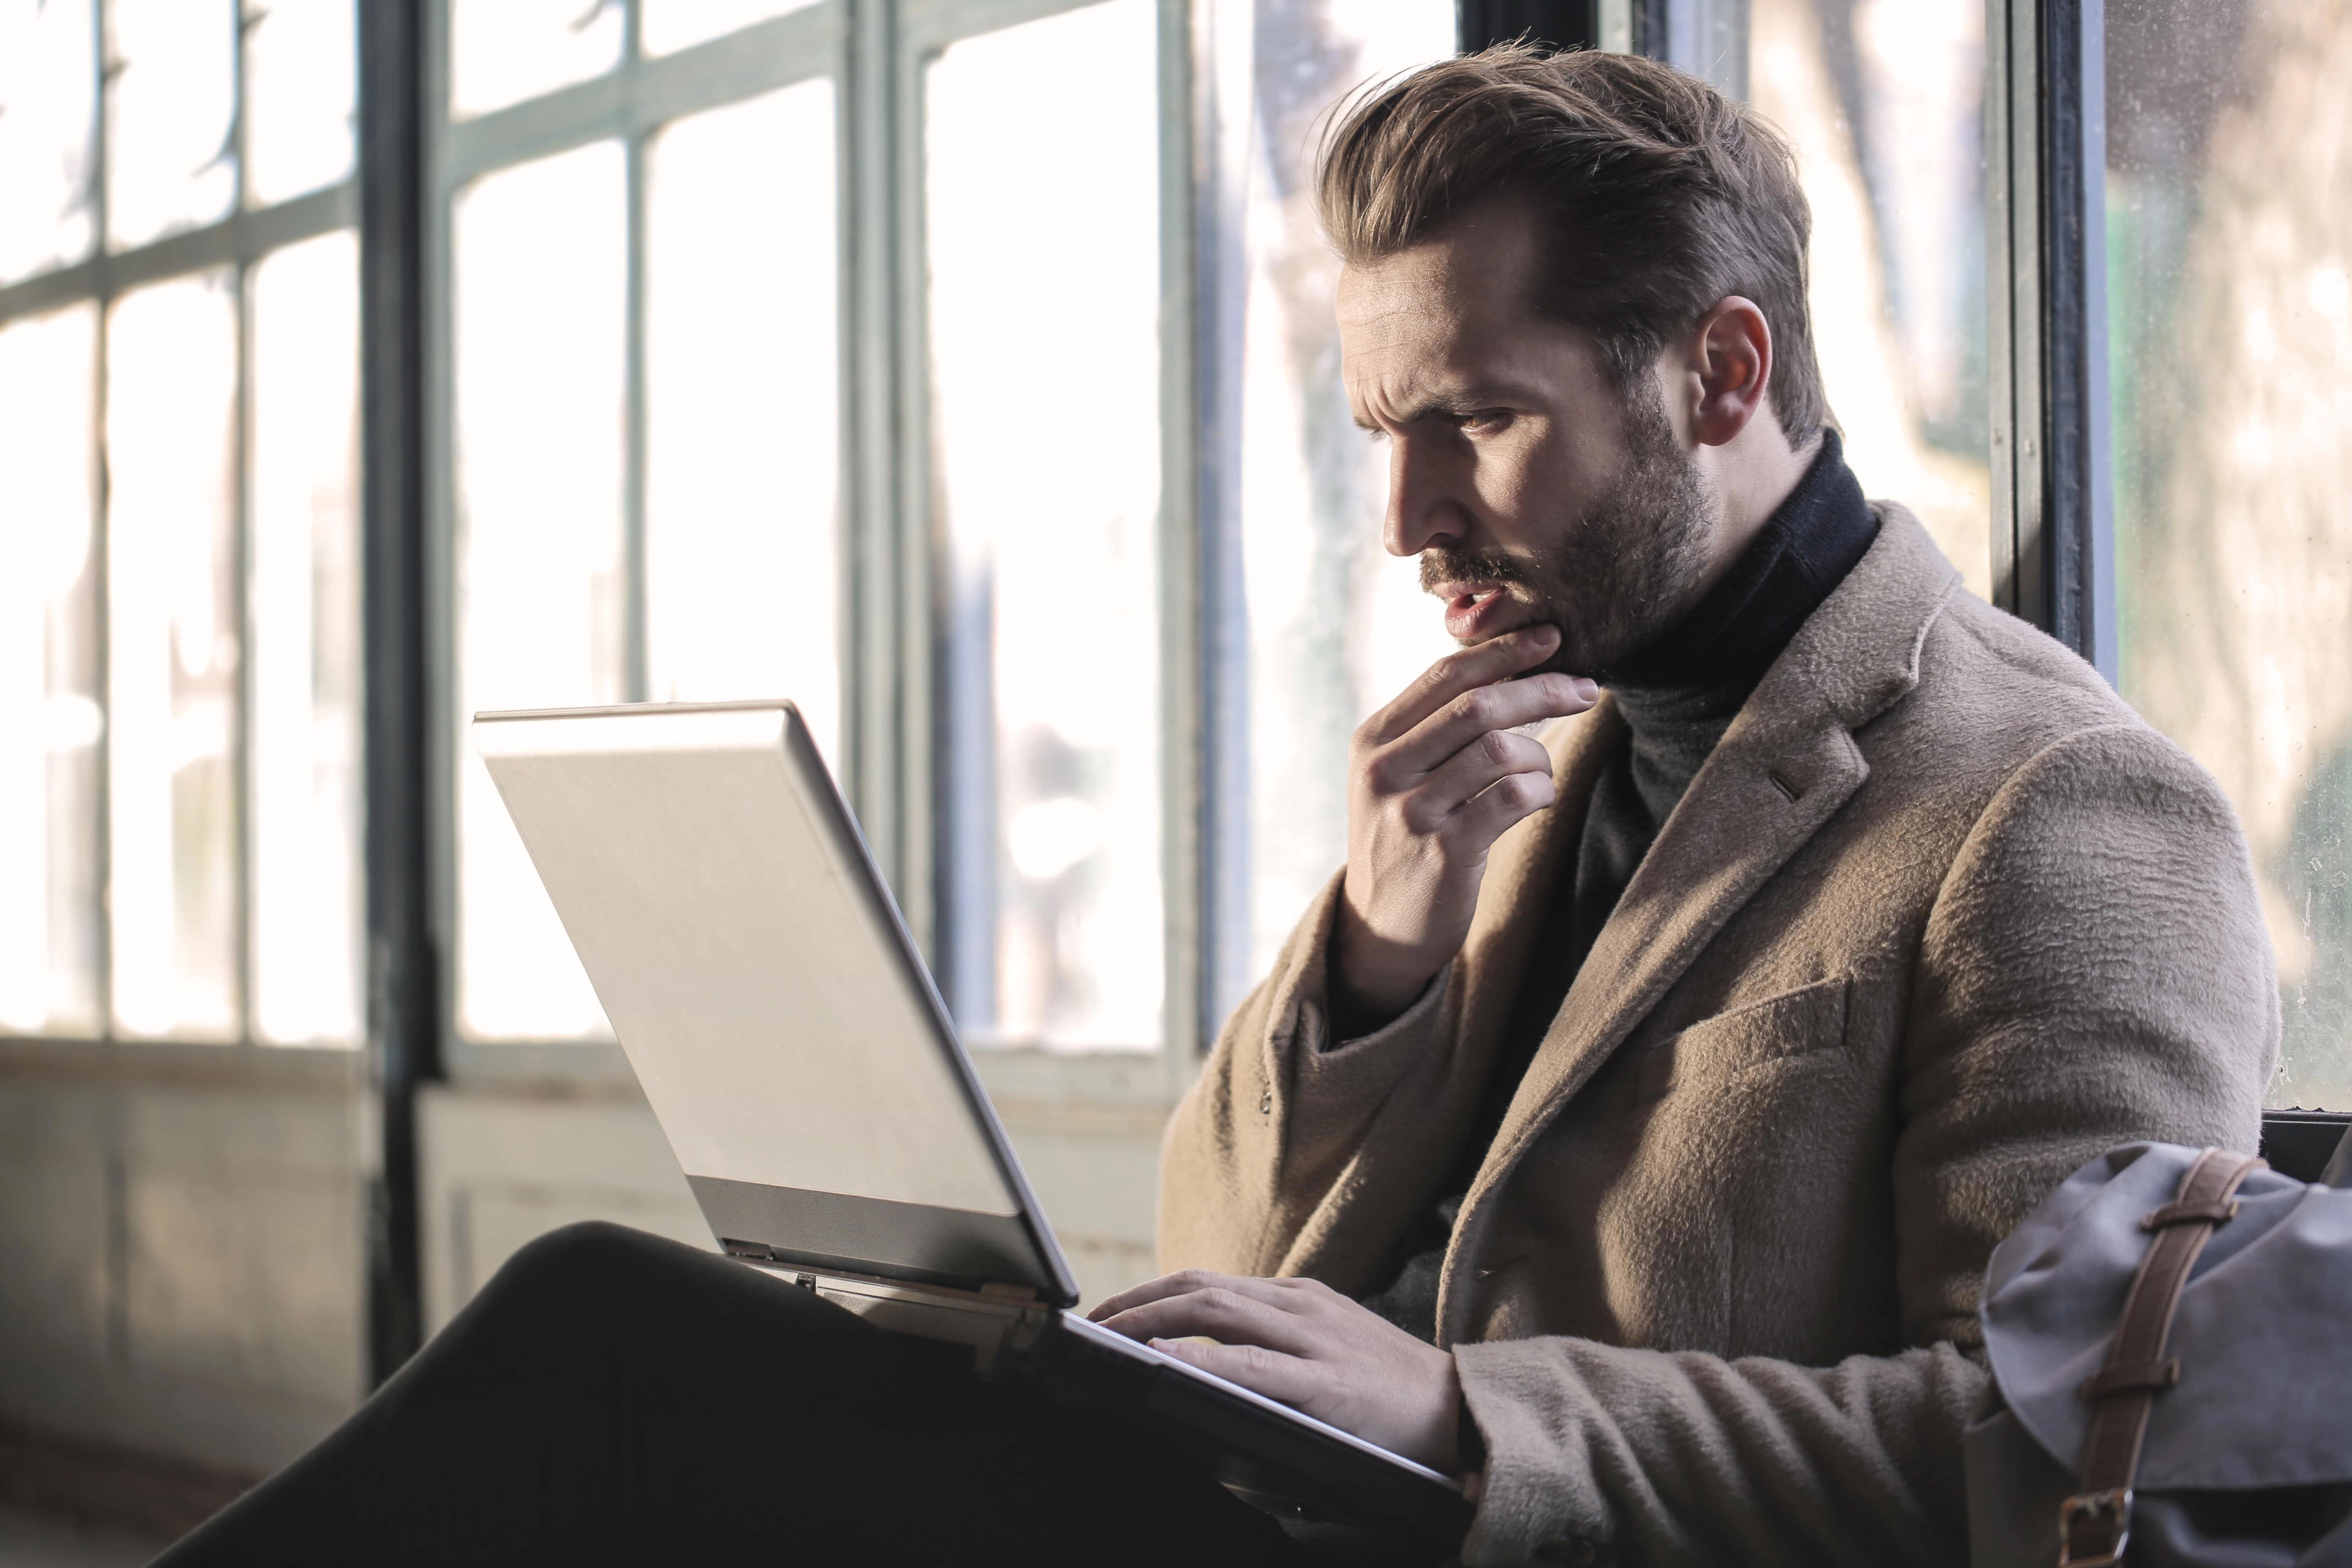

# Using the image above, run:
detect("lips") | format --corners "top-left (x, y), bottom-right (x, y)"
top-left (1435, 580), bottom-right (1529, 642)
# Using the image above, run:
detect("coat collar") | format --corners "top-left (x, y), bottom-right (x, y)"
top-left (1435, 505), bottom-right (1960, 1343)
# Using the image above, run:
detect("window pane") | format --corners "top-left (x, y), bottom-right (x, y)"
top-left (105, 0), bottom-right (236, 250)
top-left (1744, 0), bottom-right (1991, 597)
top-left (0, 305), bottom-right (103, 1036)
top-left (0, 0), bottom-right (98, 283)
top-left (643, 0), bottom-right (820, 57)
top-left (448, 0), bottom-right (624, 120)
top-left (107, 273), bottom-right (241, 1040)
top-left (246, 0), bottom-right (356, 207)
top-left (644, 80), bottom-right (840, 761)
top-left (927, 0), bottom-right (1163, 1049)
top-left (452, 143), bottom-right (626, 1041)
top-left (2108, 2), bottom-right (2352, 1108)
top-left (1237, 2), bottom-right (1457, 991)
top-left (249, 231), bottom-right (362, 1046)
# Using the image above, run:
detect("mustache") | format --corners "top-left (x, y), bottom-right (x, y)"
top-left (1419, 547), bottom-right (1537, 593)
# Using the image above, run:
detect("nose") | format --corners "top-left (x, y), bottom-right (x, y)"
top-left (1382, 434), bottom-right (1469, 559)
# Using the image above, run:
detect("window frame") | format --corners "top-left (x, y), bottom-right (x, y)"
top-left (0, 0), bottom-right (365, 1067)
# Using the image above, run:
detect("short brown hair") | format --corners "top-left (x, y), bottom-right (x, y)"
top-left (1318, 43), bottom-right (1824, 445)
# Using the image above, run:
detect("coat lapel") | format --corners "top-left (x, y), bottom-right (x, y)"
top-left (1437, 505), bottom-right (1961, 1341)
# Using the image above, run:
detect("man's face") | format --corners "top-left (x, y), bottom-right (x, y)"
top-left (1337, 202), bottom-right (1718, 678)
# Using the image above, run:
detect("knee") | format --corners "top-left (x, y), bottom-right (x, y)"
top-left (490, 1219), bottom-right (681, 1304)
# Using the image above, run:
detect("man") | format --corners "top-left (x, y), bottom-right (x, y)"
top-left (158, 44), bottom-right (2273, 1568)
top-left (1088, 42), bottom-right (2276, 1566)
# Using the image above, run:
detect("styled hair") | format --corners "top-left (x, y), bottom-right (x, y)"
top-left (1317, 43), bottom-right (1824, 445)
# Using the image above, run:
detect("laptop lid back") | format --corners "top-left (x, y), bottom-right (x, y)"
top-left (473, 700), bottom-right (1078, 1307)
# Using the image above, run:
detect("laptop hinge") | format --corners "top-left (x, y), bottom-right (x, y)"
top-left (719, 1239), bottom-right (1051, 1310)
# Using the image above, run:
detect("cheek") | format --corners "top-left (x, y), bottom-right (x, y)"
top-left (1477, 423), bottom-right (1587, 537)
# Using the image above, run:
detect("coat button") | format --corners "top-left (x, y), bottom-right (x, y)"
top-left (1258, 1089), bottom-right (1272, 1115)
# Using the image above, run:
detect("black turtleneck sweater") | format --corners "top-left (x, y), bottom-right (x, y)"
top-left (1356, 430), bottom-right (1879, 1341)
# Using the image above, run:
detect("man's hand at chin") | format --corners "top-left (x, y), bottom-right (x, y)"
top-left (1087, 1270), bottom-right (1469, 1477)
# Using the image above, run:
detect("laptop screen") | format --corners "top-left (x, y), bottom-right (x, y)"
top-left (475, 702), bottom-right (1073, 1301)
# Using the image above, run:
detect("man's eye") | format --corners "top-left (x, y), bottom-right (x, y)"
top-left (1457, 411), bottom-right (1511, 434)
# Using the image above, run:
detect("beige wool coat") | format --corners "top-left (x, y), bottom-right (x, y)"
top-left (1159, 506), bottom-right (2279, 1567)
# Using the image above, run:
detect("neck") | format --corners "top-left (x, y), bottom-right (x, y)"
top-left (1688, 418), bottom-right (1823, 602)
top-left (1608, 427), bottom-right (1873, 694)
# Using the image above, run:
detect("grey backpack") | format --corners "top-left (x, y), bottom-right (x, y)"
top-left (1965, 1142), bottom-right (2352, 1566)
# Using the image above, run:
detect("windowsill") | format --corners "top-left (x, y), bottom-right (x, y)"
top-left (0, 1034), bottom-right (366, 1094)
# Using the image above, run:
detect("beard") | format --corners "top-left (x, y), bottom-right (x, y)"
top-left (1420, 385), bottom-right (1715, 679)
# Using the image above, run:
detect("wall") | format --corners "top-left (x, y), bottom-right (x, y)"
top-left (418, 1050), bottom-right (1175, 1330)
top-left (0, 1047), bottom-right (370, 1481)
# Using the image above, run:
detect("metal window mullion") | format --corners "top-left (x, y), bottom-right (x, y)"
top-left (844, 0), bottom-right (908, 918)
top-left (1156, 0), bottom-right (1204, 1084)
top-left (90, 0), bottom-right (116, 1043)
top-left (359, 0), bottom-right (436, 1383)
top-left (622, 128), bottom-right (650, 704)
top-left (1190, 0), bottom-right (1252, 1062)
top-left (436, 6), bottom-right (846, 192)
top-left (232, 270), bottom-right (256, 1047)
top-left (1989, 0), bottom-right (2112, 676)
top-left (889, 3), bottom-right (937, 958)
top-left (232, 0), bottom-right (256, 1045)
top-left (2038, 0), bottom-right (2113, 676)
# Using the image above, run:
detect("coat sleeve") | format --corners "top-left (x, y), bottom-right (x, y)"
top-left (1157, 870), bottom-right (1454, 1276)
top-left (1452, 724), bottom-right (2278, 1567)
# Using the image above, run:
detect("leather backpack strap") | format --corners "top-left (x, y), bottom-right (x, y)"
top-left (2056, 1147), bottom-right (2266, 1568)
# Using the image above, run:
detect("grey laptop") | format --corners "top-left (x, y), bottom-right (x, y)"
top-left (473, 699), bottom-right (1469, 1553)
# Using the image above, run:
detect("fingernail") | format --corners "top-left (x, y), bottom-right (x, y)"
top-left (1572, 677), bottom-right (1599, 701)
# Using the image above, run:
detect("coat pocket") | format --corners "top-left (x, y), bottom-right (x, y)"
top-left (1658, 975), bottom-right (1854, 1087)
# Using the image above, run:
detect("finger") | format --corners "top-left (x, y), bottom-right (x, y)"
top-left (1380, 670), bottom-right (1597, 778)
top-left (1087, 1267), bottom-right (1261, 1323)
top-left (1446, 768), bottom-right (1558, 849)
top-left (1394, 727), bottom-right (1554, 831)
top-left (1096, 1288), bottom-right (1326, 1358)
top-left (1146, 1336), bottom-right (1325, 1408)
top-left (1360, 626), bottom-right (1562, 746)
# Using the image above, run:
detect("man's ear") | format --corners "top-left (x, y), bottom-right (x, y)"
top-left (1688, 296), bottom-right (1773, 448)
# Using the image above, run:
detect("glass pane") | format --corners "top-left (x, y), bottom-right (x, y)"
top-left (927, 0), bottom-right (1163, 1049)
top-left (452, 143), bottom-right (626, 1041)
top-left (0, 305), bottom-right (103, 1036)
top-left (246, 0), bottom-right (356, 206)
top-left (248, 231), bottom-right (362, 1046)
top-left (448, 0), bottom-right (624, 120)
top-left (2107, 2), bottom-right (2352, 1109)
top-left (107, 273), bottom-right (241, 1040)
top-left (1744, 0), bottom-right (1991, 597)
top-left (0, 0), bottom-right (98, 283)
top-left (643, 0), bottom-right (819, 57)
top-left (645, 80), bottom-right (841, 760)
top-left (1237, 1), bottom-right (1458, 991)
top-left (105, 0), bottom-right (236, 250)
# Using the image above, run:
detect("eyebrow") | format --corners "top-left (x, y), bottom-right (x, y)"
top-left (1351, 385), bottom-right (1533, 432)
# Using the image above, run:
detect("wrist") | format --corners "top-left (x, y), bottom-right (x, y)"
top-left (1329, 894), bottom-right (1436, 1031)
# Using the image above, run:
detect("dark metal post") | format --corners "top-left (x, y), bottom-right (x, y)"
top-left (1991, 0), bottom-right (2113, 676)
top-left (357, 0), bottom-right (438, 1384)
top-left (2036, 0), bottom-right (2114, 676)
top-left (1459, 0), bottom-right (1598, 53)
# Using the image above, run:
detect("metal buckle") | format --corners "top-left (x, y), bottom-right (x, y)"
top-left (2058, 1488), bottom-right (2133, 1568)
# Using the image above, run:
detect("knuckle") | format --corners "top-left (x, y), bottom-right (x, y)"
top-left (1477, 728), bottom-right (1516, 766)
top-left (1456, 688), bottom-right (1498, 726)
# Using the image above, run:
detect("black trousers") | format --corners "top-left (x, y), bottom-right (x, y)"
top-left (154, 1222), bottom-right (1310, 1567)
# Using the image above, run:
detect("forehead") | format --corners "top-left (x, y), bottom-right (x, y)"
top-left (1335, 206), bottom-right (1597, 412)
top-left (1337, 208), bottom-right (1538, 353)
